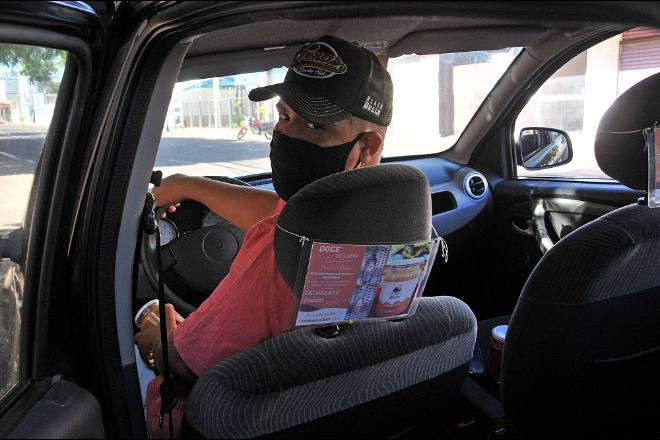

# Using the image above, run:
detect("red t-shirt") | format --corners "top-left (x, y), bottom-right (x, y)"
top-left (146, 200), bottom-right (293, 438)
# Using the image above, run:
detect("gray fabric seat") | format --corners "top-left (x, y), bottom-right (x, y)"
top-left (183, 164), bottom-right (477, 438)
top-left (498, 72), bottom-right (660, 438)
top-left (185, 296), bottom-right (476, 438)
top-left (501, 205), bottom-right (660, 437)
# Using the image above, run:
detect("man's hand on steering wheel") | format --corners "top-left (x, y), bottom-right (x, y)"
top-left (152, 173), bottom-right (190, 217)
top-left (159, 203), bottom-right (180, 219)
top-left (141, 174), bottom-right (252, 317)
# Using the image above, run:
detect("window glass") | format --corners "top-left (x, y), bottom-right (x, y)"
top-left (157, 48), bottom-right (522, 178)
top-left (0, 44), bottom-right (66, 401)
top-left (157, 69), bottom-right (286, 178)
top-left (516, 30), bottom-right (660, 179)
top-left (385, 48), bottom-right (522, 157)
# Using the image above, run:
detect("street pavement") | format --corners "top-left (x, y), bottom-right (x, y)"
top-left (158, 127), bottom-right (271, 177)
top-left (0, 124), bottom-right (273, 178)
top-left (0, 124), bottom-right (272, 231)
top-left (0, 123), bottom-right (45, 176)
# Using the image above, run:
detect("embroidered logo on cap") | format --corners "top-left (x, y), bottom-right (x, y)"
top-left (362, 95), bottom-right (383, 117)
top-left (291, 42), bottom-right (348, 79)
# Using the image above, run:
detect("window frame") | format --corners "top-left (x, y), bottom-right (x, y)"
top-left (0, 24), bottom-right (94, 420)
top-left (511, 29), bottom-right (660, 182)
top-left (506, 30), bottom-right (630, 181)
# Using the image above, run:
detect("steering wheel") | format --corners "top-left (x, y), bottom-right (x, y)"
top-left (140, 176), bottom-right (251, 317)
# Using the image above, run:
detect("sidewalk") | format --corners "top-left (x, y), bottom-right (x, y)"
top-left (0, 175), bottom-right (33, 234)
top-left (161, 126), bottom-right (245, 140)
top-left (0, 122), bottom-right (49, 135)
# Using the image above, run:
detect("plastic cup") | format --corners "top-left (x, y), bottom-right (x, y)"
top-left (134, 299), bottom-right (160, 329)
top-left (487, 324), bottom-right (508, 382)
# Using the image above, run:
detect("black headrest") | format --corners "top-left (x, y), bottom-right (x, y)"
top-left (274, 164), bottom-right (432, 291)
top-left (595, 72), bottom-right (660, 190)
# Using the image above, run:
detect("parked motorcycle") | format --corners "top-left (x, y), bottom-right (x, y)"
top-left (237, 117), bottom-right (274, 140)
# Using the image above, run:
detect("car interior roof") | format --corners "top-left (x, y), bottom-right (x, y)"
top-left (165, 0), bottom-right (660, 82)
top-left (178, 15), bottom-right (575, 81)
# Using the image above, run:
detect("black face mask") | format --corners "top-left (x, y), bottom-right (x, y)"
top-left (269, 130), bottom-right (363, 201)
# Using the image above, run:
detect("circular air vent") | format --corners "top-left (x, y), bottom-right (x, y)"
top-left (464, 172), bottom-right (487, 199)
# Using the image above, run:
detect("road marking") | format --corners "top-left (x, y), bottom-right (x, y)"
top-left (0, 135), bottom-right (46, 141)
top-left (0, 152), bottom-right (22, 160)
top-left (206, 161), bottom-right (266, 174)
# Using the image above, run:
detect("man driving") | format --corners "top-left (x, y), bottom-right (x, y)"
top-left (134, 34), bottom-right (393, 438)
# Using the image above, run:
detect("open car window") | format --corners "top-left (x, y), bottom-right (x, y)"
top-left (157, 67), bottom-right (286, 178)
top-left (156, 47), bottom-right (522, 178)
top-left (515, 29), bottom-right (660, 180)
top-left (0, 43), bottom-right (66, 403)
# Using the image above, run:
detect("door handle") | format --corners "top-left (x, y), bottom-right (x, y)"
top-left (511, 219), bottom-right (534, 237)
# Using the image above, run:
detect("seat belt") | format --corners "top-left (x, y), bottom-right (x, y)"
top-left (143, 171), bottom-right (178, 438)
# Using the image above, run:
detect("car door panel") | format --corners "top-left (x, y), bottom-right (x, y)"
top-left (2, 376), bottom-right (104, 439)
top-left (484, 178), bottom-right (643, 316)
top-left (542, 199), bottom-right (615, 242)
top-left (495, 179), bottom-right (643, 206)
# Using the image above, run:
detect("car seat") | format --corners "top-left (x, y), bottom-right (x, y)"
top-left (469, 72), bottom-right (660, 439)
top-left (182, 164), bottom-right (477, 438)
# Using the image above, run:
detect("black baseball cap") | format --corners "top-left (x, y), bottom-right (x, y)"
top-left (249, 35), bottom-right (393, 126)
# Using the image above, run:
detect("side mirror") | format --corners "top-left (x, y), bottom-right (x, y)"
top-left (516, 127), bottom-right (572, 170)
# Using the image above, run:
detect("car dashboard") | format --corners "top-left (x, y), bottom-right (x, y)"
top-left (157, 157), bottom-right (490, 245)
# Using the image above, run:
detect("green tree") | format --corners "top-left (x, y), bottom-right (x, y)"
top-left (0, 45), bottom-right (66, 92)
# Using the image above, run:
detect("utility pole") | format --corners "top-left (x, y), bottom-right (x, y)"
top-left (438, 56), bottom-right (454, 137)
top-left (16, 73), bottom-right (27, 123)
top-left (212, 77), bottom-right (220, 127)
top-left (266, 69), bottom-right (273, 121)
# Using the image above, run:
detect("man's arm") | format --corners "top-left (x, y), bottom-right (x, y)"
top-left (156, 330), bottom-right (197, 384)
top-left (134, 304), bottom-right (197, 383)
top-left (152, 174), bottom-right (281, 231)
